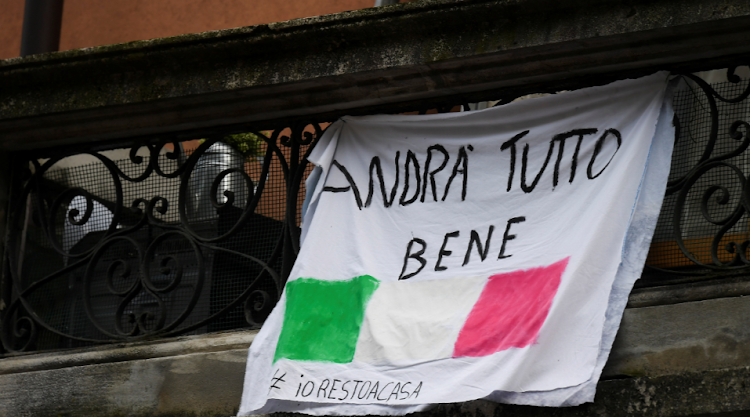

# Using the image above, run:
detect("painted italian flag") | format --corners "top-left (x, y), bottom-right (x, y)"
top-left (274, 257), bottom-right (569, 365)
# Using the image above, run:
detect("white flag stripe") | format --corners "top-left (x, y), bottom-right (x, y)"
top-left (354, 276), bottom-right (487, 365)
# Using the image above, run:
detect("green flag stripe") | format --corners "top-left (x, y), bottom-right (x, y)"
top-left (274, 275), bottom-right (380, 363)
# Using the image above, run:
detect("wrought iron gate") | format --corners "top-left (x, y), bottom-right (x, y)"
top-left (2, 67), bottom-right (749, 354)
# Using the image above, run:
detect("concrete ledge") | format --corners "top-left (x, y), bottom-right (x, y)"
top-left (417, 366), bottom-right (750, 417)
top-left (605, 296), bottom-right (750, 378)
top-left (3, 295), bottom-right (750, 415)
top-left (1, 0), bottom-right (750, 151)
top-left (2, 333), bottom-right (750, 416)
top-left (0, 347), bottom-right (249, 417)
top-left (629, 276), bottom-right (750, 308)
top-left (0, 330), bottom-right (256, 376)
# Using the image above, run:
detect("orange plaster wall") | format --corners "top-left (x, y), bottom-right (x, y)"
top-left (0, 0), bottom-right (25, 60)
top-left (58, 0), bottom-right (376, 51)
top-left (0, 0), bottom-right (376, 59)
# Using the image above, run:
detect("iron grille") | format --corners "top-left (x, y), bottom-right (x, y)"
top-left (1, 126), bottom-right (319, 352)
top-left (1, 67), bottom-right (749, 354)
top-left (642, 68), bottom-right (750, 285)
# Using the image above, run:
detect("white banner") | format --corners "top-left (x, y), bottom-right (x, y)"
top-left (240, 73), bottom-right (674, 415)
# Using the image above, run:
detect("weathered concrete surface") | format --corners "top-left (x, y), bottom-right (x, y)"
top-left (416, 365), bottom-right (750, 417)
top-left (0, 348), bottom-right (248, 417)
top-left (0, 331), bottom-right (257, 416)
top-left (628, 276), bottom-right (750, 309)
top-left (1, 0), bottom-right (749, 151)
top-left (4, 296), bottom-right (750, 416)
top-left (0, 330), bottom-right (257, 376)
top-left (604, 295), bottom-right (750, 379)
top-left (4, 347), bottom-right (750, 417)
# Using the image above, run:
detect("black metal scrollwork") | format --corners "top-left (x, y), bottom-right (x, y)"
top-left (3, 69), bottom-right (748, 352)
top-left (1, 123), bottom-right (321, 352)
top-left (644, 67), bottom-right (750, 279)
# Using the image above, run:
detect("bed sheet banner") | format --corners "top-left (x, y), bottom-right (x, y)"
top-left (240, 72), bottom-right (675, 416)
